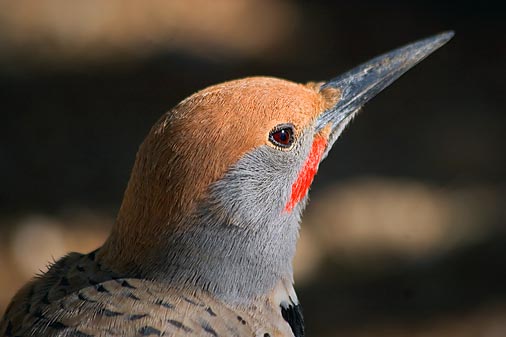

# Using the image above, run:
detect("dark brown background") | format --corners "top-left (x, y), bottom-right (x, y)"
top-left (1, 1), bottom-right (505, 336)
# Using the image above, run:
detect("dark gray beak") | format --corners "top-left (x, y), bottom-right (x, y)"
top-left (315, 31), bottom-right (454, 132)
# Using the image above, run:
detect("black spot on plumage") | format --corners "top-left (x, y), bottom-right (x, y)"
top-left (139, 326), bottom-right (161, 336)
top-left (168, 319), bottom-right (192, 332)
top-left (128, 314), bottom-right (148, 321)
top-left (95, 284), bottom-right (109, 293)
top-left (127, 292), bottom-right (140, 300)
top-left (264, 334), bottom-right (271, 337)
top-left (183, 296), bottom-right (201, 306)
top-left (48, 321), bottom-right (67, 330)
top-left (237, 316), bottom-right (246, 325)
top-left (100, 309), bottom-right (122, 317)
top-left (76, 265), bottom-right (85, 272)
top-left (155, 299), bottom-right (174, 309)
top-left (206, 307), bottom-right (217, 317)
top-left (120, 280), bottom-right (136, 289)
top-left (201, 321), bottom-right (218, 337)
top-left (78, 292), bottom-right (97, 303)
top-left (281, 303), bottom-right (305, 337)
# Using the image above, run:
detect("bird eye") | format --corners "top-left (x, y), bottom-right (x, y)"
top-left (269, 124), bottom-right (295, 148)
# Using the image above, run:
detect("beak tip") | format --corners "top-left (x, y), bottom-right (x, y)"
top-left (421, 30), bottom-right (455, 52)
top-left (439, 30), bottom-right (456, 42)
top-left (315, 31), bottom-right (454, 132)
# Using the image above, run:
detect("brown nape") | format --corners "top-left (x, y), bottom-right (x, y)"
top-left (98, 76), bottom-right (339, 273)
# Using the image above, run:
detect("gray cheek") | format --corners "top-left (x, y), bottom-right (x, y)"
top-left (208, 131), bottom-right (314, 229)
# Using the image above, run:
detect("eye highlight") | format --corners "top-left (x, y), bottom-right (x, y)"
top-left (269, 124), bottom-right (295, 149)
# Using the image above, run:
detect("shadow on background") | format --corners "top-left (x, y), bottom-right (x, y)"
top-left (302, 233), bottom-right (506, 336)
top-left (0, 0), bottom-right (504, 336)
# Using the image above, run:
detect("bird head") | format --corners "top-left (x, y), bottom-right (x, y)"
top-left (100, 32), bottom-right (453, 302)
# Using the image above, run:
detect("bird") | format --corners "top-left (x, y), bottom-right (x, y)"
top-left (1, 32), bottom-right (453, 337)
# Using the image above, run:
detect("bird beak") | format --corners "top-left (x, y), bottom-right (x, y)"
top-left (315, 31), bottom-right (454, 143)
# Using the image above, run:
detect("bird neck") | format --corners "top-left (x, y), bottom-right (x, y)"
top-left (98, 129), bottom-right (311, 305)
top-left (99, 207), bottom-right (302, 305)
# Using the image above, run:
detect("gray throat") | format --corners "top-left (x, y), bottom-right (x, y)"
top-left (146, 209), bottom-right (302, 304)
top-left (141, 140), bottom-right (312, 304)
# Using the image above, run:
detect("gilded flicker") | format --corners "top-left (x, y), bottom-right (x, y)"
top-left (1, 32), bottom-right (453, 337)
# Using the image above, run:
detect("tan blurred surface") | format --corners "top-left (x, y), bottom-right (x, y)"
top-left (300, 178), bottom-right (502, 266)
top-left (0, 0), bottom-right (298, 65)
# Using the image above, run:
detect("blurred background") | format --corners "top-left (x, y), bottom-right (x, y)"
top-left (0, 0), bottom-right (505, 336)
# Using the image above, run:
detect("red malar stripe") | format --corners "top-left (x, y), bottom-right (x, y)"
top-left (284, 136), bottom-right (327, 212)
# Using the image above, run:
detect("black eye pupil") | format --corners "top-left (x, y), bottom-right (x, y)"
top-left (269, 125), bottom-right (294, 148)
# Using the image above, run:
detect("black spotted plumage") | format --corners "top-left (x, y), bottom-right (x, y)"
top-left (281, 302), bottom-right (305, 337)
top-left (0, 255), bottom-right (277, 336)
